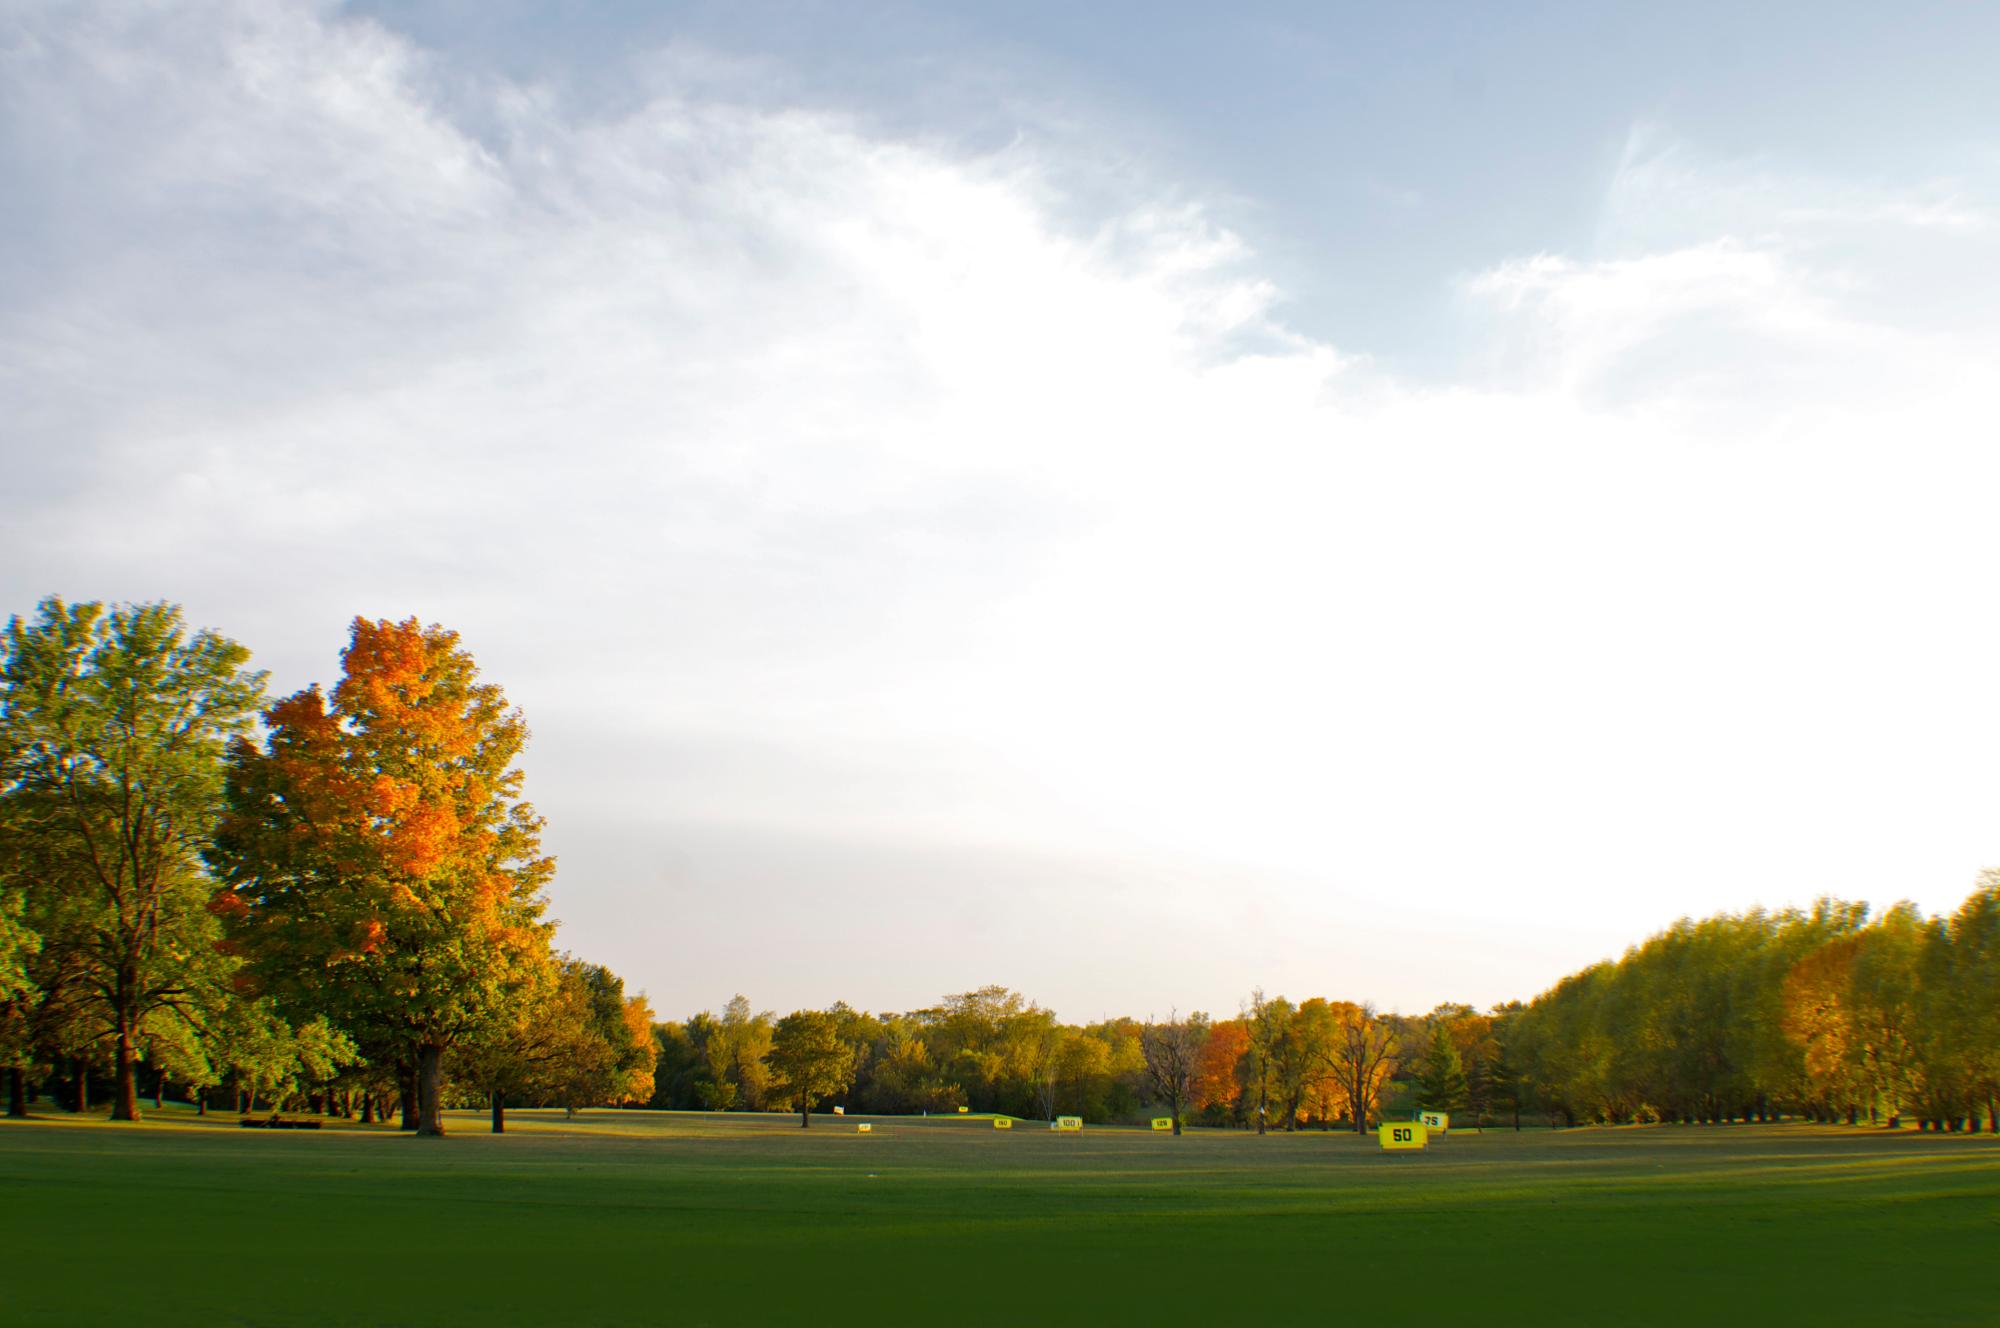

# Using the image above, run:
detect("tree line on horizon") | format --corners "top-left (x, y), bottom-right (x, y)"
top-left (2, 597), bottom-right (1995, 1135)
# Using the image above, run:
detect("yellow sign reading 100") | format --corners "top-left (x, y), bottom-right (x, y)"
top-left (1052, 1116), bottom-right (1083, 1132)
top-left (1378, 1122), bottom-right (1428, 1151)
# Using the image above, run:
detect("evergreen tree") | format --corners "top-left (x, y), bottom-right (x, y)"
top-left (1414, 1021), bottom-right (1469, 1114)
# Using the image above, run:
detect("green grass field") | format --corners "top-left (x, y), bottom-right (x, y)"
top-left (3, 1109), bottom-right (1996, 1326)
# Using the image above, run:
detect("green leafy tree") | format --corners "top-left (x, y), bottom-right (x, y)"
top-left (1948, 876), bottom-right (2000, 1129)
top-left (648, 1020), bottom-right (707, 1110)
top-left (685, 1011), bottom-right (738, 1111)
top-left (0, 598), bottom-right (265, 1122)
top-left (0, 892), bottom-right (33, 1005)
top-left (0, 874), bottom-right (43, 1116)
top-left (768, 1009), bottom-right (857, 1128)
top-left (719, 994), bottom-right (774, 1110)
top-left (540, 961), bottom-right (655, 1114)
top-left (204, 999), bottom-right (357, 1113)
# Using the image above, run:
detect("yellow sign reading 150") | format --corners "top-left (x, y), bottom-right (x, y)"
top-left (1378, 1122), bottom-right (1428, 1151)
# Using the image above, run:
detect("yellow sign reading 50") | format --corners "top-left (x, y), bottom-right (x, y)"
top-left (1378, 1122), bottom-right (1428, 1151)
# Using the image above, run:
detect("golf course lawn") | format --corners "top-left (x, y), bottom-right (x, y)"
top-left (3, 1110), bottom-right (1995, 1326)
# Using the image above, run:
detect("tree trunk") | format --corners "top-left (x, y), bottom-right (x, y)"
top-left (400, 1063), bottom-right (419, 1131)
top-left (491, 1090), bottom-right (505, 1134)
top-left (800, 1101), bottom-right (810, 1128)
top-left (74, 1063), bottom-right (88, 1113)
top-left (361, 1093), bottom-right (374, 1124)
top-left (416, 1044), bottom-right (445, 1137)
top-left (6, 1067), bottom-right (25, 1118)
top-left (153, 1068), bottom-right (165, 1111)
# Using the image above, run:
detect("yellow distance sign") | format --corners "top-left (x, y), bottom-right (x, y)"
top-left (993, 1118), bottom-right (1012, 1130)
top-left (856, 1123), bottom-right (872, 1133)
top-left (957, 1106), bottom-right (969, 1114)
top-left (1418, 1111), bottom-right (1449, 1133)
top-left (1378, 1122), bottom-right (1428, 1151)
top-left (1150, 1117), bottom-right (1174, 1132)
top-left (1052, 1116), bottom-right (1083, 1132)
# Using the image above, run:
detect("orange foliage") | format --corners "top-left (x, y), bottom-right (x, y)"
top-left (1784, 936), bottom-right (1862, 1101)
top-left (211, 616), bottom-right (554, 1047)
top-left (1193, 1019), bottom-right (1250, 1112)
top-left (619, 994), bottom-right (658, 1104)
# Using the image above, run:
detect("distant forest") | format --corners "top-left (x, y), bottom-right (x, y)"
top-left (4, 598), bottom-right (1995, 1134)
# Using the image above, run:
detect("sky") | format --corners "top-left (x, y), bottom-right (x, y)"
top-left (4, 1), bottom-right (1999, 1022)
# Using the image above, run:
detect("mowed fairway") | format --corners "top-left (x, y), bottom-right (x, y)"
top-left (3, 1112), bottom-right (1996, 1326)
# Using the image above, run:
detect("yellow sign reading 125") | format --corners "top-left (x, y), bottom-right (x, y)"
top-left (1150, 1117), bottom-right (1174, 1131)
top-left (993, 1118), bottom-right (1012, 1129)
top-left (1378, 1122), bottom-right (1428, 1151)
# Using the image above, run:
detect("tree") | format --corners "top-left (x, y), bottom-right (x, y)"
top-left (1414, 1020), bottom-right (1470, 1114)
top-left (0, 598), bottom-right (266, 1122)
top-left (1245, 990), bottom-right (1278, 1134)
top-left (1486, 1003), bottom-right (1529, 1130)
top-left (717, 995), bottom-right (775, 1110)
top-left (0, 891), bottom-right (33, 1006)
top-left (453, 952), bottom-right (582, 1131)
top-left (202, 998), bottom-right (356, 1113)
top-left (1323, 1001), bottom-right (1398, 1133)
top-left (684, 1011), bottom-right (737, 1111)
top-left (537, 962), bottom-right (656, 1114)
top-left (1139, 1011), bottom-right (1209, 1134)
top-left (1191, 1019), bottom-right (1249, 1124)
top-left (1783, 935), bottom-right (1866, 1121)
top-left (209, 617), bottom-right (553, 1136)
top-left (1947, 876), bottom-right (2000, 1130)
top-left (0, 875), bottom-right (42, 1117)
top-left (768, 1009), bottom-right (856, 1127)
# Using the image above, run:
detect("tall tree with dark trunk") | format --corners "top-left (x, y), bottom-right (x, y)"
top-left (1139, 1011), bottom-right (1209, 1135)
top-left (1245, 990), bottom-right (1276, 1135)
top-left (0, 599), bottom-right (264, 1122)
top-left (1323, 1001), bottom-right (1399, 1133)
top-left (209, 617), bottom-right (553, 1137)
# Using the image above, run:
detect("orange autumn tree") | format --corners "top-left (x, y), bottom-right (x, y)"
top-left (1192, 1018), bottom-right (1250, 1120)
top-left (208, 617), bottom-right (553, 1136)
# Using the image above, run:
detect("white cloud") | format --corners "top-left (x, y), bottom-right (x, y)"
top-left (4, 3), bottom-right (1999, 1016)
